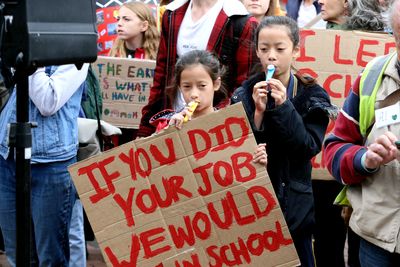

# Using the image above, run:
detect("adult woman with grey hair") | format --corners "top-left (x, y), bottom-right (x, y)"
top-left (318, 0), bottom-right (349, 29)
top-left (343, 0), bottom-right (390, 31)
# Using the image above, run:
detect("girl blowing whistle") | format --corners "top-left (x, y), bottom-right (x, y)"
top-left (150, 50), bottom-right (267, 165)
top-left (231, 16), bottom-right (336, 267)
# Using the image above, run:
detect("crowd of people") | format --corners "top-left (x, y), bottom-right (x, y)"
top-left (0, 0), bottom-right (399, 266)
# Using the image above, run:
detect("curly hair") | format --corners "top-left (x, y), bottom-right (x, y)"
top-left (109, 2), bottom-right (160, 59)
top-left (344, 0), bottom-right (387, 31)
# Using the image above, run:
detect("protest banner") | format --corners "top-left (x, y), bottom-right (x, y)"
top-left (92, 56), bottom-right (156, 129)
top-left (295, 29), bottom-right (396, 179)
top-left (69, 103), bottom-right (300, 267)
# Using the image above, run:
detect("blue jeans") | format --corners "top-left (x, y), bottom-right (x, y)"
top-left (359, 237), bottom-right (400, 267)
top-left (0, 155), bottom-right (76, 267)
top-left (69, 199), bottom-right (86, 267)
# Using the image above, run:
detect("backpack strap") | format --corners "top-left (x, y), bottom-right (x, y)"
top-left (89, 66), bottom-right (104, 152)
top-left (217, 15), bottom-right (249, 91)
top-left (219, 15), bottom-right (249, 65)
top-left (292, 75), bottom-right (298, 98)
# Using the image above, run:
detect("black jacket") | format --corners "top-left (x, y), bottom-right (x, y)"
top-left (231, 72), bottom-right (332, 235)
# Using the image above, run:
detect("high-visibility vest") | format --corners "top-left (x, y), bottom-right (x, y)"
top-left (359, 53), bottom-right (396, 137)
top-left (334, 52), bottom-right (395, 207)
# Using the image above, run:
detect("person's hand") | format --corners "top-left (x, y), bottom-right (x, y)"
top-left (168, 104), bottom-right (196, 129)
top-left (267, 78), bottom-right (287, 106)
top-left (253, 143), bottom-right (267, 166)
top-left (168, 112), bottom-right (185, 129)
top-left (252, 81), bottom-right (268, 112)
top-left (364, 131), bottom-right (398, 169)
top-left (341, 206), bottom-right (353, 226)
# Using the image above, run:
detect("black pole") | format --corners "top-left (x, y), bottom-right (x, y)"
top-left (13, 52), bottom-right (34, 266)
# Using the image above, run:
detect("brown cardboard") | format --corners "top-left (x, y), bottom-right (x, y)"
top-left (69, 103), bottom-right (300, 267)
top-left (295, 29), bottom-right (395, 180)
top-left (91, 56), bottom-right (156, 128)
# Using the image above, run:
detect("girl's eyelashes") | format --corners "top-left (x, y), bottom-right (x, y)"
top-left (116, 16), bottom-right (131, 22)
top-left (180, 83), bottom-right (208, 90)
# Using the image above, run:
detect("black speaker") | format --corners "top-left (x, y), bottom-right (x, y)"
top-left (1, 0), bottom-right (98, 68)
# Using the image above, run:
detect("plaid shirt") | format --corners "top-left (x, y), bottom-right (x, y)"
top-left (137, 1), bottom-right (259, 137)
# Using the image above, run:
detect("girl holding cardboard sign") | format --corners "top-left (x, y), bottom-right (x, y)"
top-left (150, 50), bottom-right (268, 166)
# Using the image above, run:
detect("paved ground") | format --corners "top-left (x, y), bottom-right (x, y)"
top-left (0, 240), bottom-right (106, 267)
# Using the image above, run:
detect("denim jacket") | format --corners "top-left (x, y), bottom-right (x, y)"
top-left (0, 65), bottom-right (87, 163)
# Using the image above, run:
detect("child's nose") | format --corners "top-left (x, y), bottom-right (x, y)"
top-left (268, 51), bottom-right (277, 61)
top-left (190, 91), bottom-right (199, 99)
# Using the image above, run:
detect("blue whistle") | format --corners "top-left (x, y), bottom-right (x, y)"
top-left (265, 65), bottom-right (275, 81)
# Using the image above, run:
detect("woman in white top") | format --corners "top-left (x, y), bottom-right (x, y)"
top-left (287, 0), bottom-right (327, 28)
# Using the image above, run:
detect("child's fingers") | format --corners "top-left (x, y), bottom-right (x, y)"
top-left (169, 114), bottom-right (185, 129)
top-left (253, 143), bottom-right (267, 165)
top-left (253, 153), bottom-right (267, 166)
top-left (176, 119), bottom-right (183, 129)
top-left (254, 143), bottom-right (266, 153)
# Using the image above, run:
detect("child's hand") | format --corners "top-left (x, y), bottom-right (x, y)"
top-left (252, 81), bottom-right (268, 112)
top-left (168, 104), bottom-right (196, 129)
top-left (267, 78), bottom-right (287, 106)
top-left (169, 113), bottom-right (185, 129)
top-left (253, 143), bottom-right (267, 166)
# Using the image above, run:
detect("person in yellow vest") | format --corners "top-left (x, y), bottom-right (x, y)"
top-left (324, 0), bottom-right (400, 265)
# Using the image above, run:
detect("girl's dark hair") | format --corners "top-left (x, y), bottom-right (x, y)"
top-left (167, 50), bottom-right (227, 106)
top-left (255, 16), bottom-right (316, 85)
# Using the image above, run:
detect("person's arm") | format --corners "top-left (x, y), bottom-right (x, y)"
top-left (234, 16), bottom-right (259, 90)
top-left (324, 76), bottom-right (374, 184)
top-left (252, 81), bottom-right (268, 130)
top-left (29, 64), bottom-right (89, 116)
top-left (137, 11), bottom-right (170, 137)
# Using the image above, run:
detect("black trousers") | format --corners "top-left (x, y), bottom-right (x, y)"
top-left (312, 180), bottom-right (347, 267)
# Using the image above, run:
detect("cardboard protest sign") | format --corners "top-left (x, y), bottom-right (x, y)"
top-left (69, 104), bottom-right (300, 267)
top-left (295, 29), bottom-right (396, 179)
top-left (92, 56), bottom-right (156, 129)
